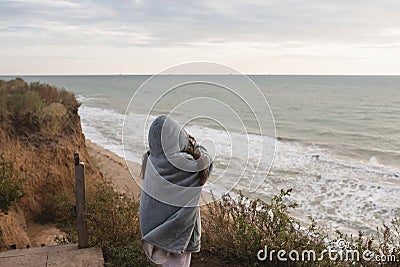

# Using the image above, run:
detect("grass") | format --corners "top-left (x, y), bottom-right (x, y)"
top-left (86, 182), bottom-right (151, 267)
top-left (45, 181), bottom-right (152, 267)
top-left (45, 183), bottom-right (400, 266)
top-left (198, 189), bottom-right (400, 266)
top-left (0, 79), bottom-right (80, 139)
top-left (198, 189), bottom-right (329, 266)
top-left (0, 154), bottom-right (25, 214)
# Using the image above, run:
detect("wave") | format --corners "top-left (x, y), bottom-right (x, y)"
top-left (276, 136), bottom-right (302, 142)
top-left (78, 102), bottom-right (400, 235)
top-left (317, 155), bottom-right (399, 177)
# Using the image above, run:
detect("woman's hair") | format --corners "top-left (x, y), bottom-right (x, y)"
top-left (196, 154), bottom-right (210, 186)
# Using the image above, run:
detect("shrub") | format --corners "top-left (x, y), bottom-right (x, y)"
top-left (0, 154), bottom-right (25, 214)
top-left (199, 189), bottom-right (400, 267)
top-left (47, 181), bottom-right (151, 266)
top-left (200, 189), bottom-right (332, 266)
top-left (0, 89), bottom-right (7, 125)
top-left (0, 79), bottom-right (80, 139)
top-left (86, 182), bottom-right (140, 246)
top-left (39, 188), bottom-right (76, 225)
top-left (31, 82), bottom-right (80, 112)
top-left (39, 103), bottom-right (67, 138)
top-left (59, 89), bottom-right (80, 113)
top-left (86, 182), bottom-right (152, 267)
top-left (33, 83), bottom-right (61, 104)
top-left (102, 242), bottom-right (152, 267)
top-left (9, 90), bottom-right (43, 127)
top-left (45, 180), bottom-right (400, 266)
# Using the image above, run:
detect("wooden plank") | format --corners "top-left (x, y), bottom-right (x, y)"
top-left (0, 244), bottom-right (77, 257)
top-left (0, 244), bottom-right (104, 267)
top-left (47, 246), bottom-right (103, 267)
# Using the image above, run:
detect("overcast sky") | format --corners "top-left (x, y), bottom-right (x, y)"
top-left (1, 0), bottom-right (400, 74)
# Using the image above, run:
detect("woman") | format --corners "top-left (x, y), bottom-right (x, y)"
top-left (140, 115), bottom-right (213, 267)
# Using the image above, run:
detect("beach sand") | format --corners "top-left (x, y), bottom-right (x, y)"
top-left (86, 139), bottom-right (142, 199)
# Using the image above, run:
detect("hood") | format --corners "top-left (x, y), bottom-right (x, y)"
top-left (148, 115), bottom-right (189, 157)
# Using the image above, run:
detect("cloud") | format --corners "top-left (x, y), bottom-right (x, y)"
top-left (1, 0), bottom-right (400, 73)
top-left (5, 0), bottom-right (81, 8)
top-left (2, 0), bottom-right (400, 49)
top-left (112, 0), bottom-right (400, 47)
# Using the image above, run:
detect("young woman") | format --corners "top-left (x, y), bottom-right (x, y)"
top-left (140, 115), bottom-right (213, 267)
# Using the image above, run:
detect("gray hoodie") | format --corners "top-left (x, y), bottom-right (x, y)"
top-left (140, 115), bottom-right (212, 264)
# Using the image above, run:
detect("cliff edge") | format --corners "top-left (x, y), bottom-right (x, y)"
top-left (0, 78), bottom-right (102, 249)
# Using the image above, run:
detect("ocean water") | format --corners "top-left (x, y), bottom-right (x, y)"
top-left (2, 74), bottom-right (399, 235)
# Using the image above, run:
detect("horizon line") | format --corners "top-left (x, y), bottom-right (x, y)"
top-left (1, 73), bottom-right (400, 77)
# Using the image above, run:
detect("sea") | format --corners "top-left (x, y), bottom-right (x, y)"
top-left (2, 74), bottom-right (399, 235)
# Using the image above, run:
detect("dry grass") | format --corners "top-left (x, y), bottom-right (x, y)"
top-left (0, 154), bottom-right (25, 214)
top-left (86, 182), bottom-right (151, 267)
top-left (0, 79), bottom-right (80, 139)
top-left (45, 182), bottom-right (400, 266)
top-left (198, 189), bottom-right (329, 266)
top-left (45, 181), bottom-right (152, 267)
top-left (198, 189), bottom-right (400, 266)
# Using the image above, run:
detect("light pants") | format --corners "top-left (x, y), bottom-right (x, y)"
top-left (162, 253), bottom-right (191, 267)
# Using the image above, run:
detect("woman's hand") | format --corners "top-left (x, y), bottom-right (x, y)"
top-left (186, 134), bottom-right (201, 159)
top-left (186, 135), bottom-right (195, 154)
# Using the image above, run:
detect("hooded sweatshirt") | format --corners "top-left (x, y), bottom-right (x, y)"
top-left (140, 115), bottom-right (212, 264)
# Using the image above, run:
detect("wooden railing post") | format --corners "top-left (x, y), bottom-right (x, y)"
top-left (74, 153), bottom-right (89, 249)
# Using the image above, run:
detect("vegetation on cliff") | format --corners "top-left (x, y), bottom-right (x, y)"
top-left (0, 154), bottom-right (25, 214)
top-left (0, 79), bottom-right (149, 265)
top-left (0, 78), bottom-right (79, 140)
top-left (0, 78), bottom-right (96, 249)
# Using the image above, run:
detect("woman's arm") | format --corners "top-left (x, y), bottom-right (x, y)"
top-left (185, 135), bottom-right (212, 186)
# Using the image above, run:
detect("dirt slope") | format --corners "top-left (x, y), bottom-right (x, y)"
top-left (0, 79), bottom-right (102, 250)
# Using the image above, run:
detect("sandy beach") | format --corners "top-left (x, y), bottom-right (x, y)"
top-left (86, 139), bottom-right (142, 199)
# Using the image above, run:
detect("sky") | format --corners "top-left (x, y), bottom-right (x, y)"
top-left (1, 0), bottom-right (400, 75)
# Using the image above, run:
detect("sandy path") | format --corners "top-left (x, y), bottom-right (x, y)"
top-left (26, 222), bottom-right (65, 247)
